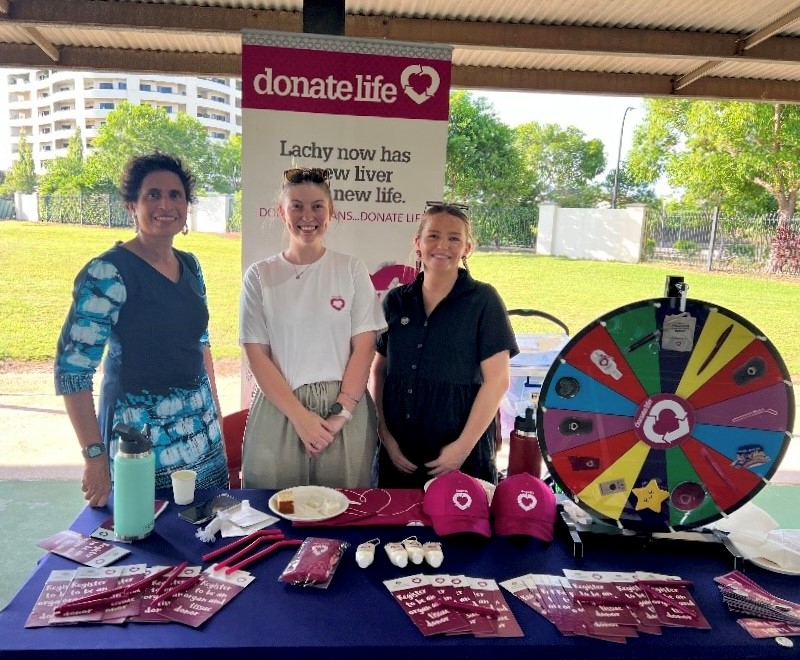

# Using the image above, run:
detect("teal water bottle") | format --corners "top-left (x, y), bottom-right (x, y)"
top-left (112, 423), bottom-right (156, 541)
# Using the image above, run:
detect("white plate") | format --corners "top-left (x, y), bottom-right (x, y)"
top-left (424, 477), bottom-right (496, 504)
top-left (747, 555), bottom-right (800, 576)
top-left (268, 486), bottom-right (349, 522)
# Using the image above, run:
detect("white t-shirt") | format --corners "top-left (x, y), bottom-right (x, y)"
top-left (239, 249), bottom-right (387, 391)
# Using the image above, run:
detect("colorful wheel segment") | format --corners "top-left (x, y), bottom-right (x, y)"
top-left (538, 298), bottom-right (795, 532)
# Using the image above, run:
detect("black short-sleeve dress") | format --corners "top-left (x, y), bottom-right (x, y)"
top-left (376, 269), bottom-right (519, 488)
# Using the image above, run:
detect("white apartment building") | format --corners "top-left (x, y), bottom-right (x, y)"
top-left (6, 69), bottom-right (242, 172)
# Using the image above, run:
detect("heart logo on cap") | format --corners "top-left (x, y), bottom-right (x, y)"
top-left (453, 490), bottom-right (472, 510)
top-left (517, 491), bottom-right (538, 512)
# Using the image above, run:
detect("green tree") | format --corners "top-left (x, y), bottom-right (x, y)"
top-left (210, 134), bottom-right (241, 194)
top-left (627, 99), bottom-right (796, 221)
top-left (514, 122), bottom-right (606, 207)
top-left (0, 131), bottom-right (37, 194)
top-left (446, 91), bottom-right (531, 203)
top-left (38, 128), bottom-right (85, 195)
top-left (600, 165), bottom-right (658, 208)
top-left (82, 102), bottom-right (216, 192)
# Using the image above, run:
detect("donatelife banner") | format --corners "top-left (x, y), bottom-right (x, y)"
top-left (241, 30), bottom-right (452, 293)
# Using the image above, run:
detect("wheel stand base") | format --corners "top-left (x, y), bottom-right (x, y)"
top-left (558, 506), bottom-right (745, 571)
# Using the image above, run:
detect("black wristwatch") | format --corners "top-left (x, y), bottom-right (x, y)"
top-left (82, 443), bottom-right (106, 459)
top-left (328, 402), bottom-right (353, 421)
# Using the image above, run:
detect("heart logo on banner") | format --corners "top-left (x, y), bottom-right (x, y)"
top-left (330, 296), bottom-right (345, 311)
top-left (517, 491), bottom-right (538, 512)
top-left (400, 64), bottom-right (440, 105)
top-left (452, 490), bottom-right (472, 511)
top-left (311, 544), bottom-right (328, 556)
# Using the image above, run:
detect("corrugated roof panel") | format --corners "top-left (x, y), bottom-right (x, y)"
top-left (104, 0), bottom-right (800, 35)
top-left (454, 49), bottom-right (696, 77)
top-left (713, 59), bottom-right (800, 82)
top-left (0, 25), bottom-right (30, 44)
top-left (347, 0), bottom-right (796, 32)
top-left (36, 26), bottom-right (240, 54)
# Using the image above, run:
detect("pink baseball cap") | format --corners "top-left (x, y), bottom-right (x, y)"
top-left (491, 473), bottom-right (557, 541)
top-left (422, 472), bottom-right (491, 538)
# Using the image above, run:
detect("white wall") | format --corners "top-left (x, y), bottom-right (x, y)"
top-left (190, 195), bottom-right (233, 233)
top-left (537, 204), bottom-right (647, 263)
top-left (14, 192), bottom-right (38, 221)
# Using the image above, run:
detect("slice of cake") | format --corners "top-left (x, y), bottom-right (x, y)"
top-left (276, 491), bottom-right (295, 514)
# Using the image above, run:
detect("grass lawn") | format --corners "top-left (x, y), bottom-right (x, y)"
top-left (2, 221), bottom-right (799, 379)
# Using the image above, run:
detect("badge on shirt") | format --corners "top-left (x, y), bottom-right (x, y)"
top-left (401, 317), bottom-right (410, 325)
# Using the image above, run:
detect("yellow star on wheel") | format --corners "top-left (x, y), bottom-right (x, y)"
top-left (632, 478), bottom-right (670, 512)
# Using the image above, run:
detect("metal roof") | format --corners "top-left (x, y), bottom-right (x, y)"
top-left (2, 0), bottom-right (800, 101)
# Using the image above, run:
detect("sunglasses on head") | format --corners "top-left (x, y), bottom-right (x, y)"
top-left (424, 201), bottom-right (471, 216)
top-left (283, 167), bottom-right (331, 184)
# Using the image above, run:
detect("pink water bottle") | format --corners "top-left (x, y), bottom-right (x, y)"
top-left (507, 407), bottom-right (542, 478)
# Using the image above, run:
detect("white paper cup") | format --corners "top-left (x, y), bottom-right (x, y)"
top-left (171, 469), bottom-right (197, 505)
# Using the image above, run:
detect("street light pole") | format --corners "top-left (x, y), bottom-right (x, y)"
top-left (611, 106), bottom-right (635, 209)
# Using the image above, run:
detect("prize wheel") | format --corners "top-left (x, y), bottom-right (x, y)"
top-left (537, 297), bottom-right (795, 532)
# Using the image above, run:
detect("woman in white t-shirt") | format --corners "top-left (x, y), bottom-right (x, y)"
top-left (239, 167), bottom-right (387, 489)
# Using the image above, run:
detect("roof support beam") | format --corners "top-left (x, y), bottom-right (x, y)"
top-left (0, 44), bottom-right (241, 76)
top-left (19, 26), bottom-right (59, 62)
top-left (454, 66), bottom-right (800, 104)
top-left (738, 5), bottom-right (800, 52)
top-left (672, 4), bottom-right (800, 92)
top-left (4, 41), bottom-right (798, 103)
top-left (673, 61), bottom-right (724, 92)
top-left (3, 0), bottom-right (800, 67)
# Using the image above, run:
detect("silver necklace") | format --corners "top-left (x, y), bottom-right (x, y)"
top-left (291, 263), bottom-right (312, 279)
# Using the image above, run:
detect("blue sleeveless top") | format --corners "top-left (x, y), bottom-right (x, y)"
top-left (55, 243), bottom-right (229, 490)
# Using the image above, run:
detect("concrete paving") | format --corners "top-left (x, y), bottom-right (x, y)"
top-left (0, 362), bottom-right (244, 480)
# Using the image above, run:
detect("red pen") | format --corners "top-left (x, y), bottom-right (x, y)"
top-left (224, 538), bottom-right (303, 574)
top-left (149, 574), bottom-right (203, 608)
top-left (202, 529), bottom-right (284, 563)
top-left (154, 561), bottom-right (189, 595)
top-left (434, 599), bottom-right (499, 619)
top-left (53, 565), bottom-right (175, 613)
top-left (54, 591), bottom-right (134, 615)
top-left (210, 533), bottom-right (286, 570)
top-left (573, 595), bottom-right (629, 606)
top-left (122, 565), bottom-right (175, 595)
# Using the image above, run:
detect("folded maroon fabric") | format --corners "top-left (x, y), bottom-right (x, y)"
top-left (293, 488), bottom-right (431, 527)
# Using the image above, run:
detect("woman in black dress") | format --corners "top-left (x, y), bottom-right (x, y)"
top-left (370, 203), bottom-right (519, 488)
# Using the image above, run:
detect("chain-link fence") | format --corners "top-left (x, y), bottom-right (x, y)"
top-left (642, 208), bottom-right (800, 275)
top-left (33, 192), bottom-right (243, 231)
top-left (38, 192), bottom-right (131, 228)
top-left (470, 202), bottom-right (538, 249)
